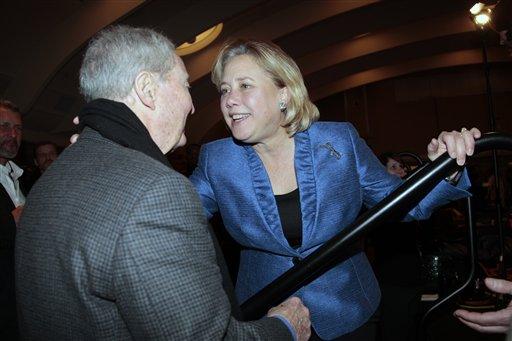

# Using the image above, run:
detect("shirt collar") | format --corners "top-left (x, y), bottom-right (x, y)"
top-left (0, 160), bottom-right (24, 180)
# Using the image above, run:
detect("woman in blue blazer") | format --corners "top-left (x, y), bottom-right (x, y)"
top-left (190, 39), bottom-right (481, 340)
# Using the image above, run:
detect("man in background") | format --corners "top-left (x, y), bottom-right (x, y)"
top-left (20, 141), bottom-right (60, 192)
top-left (34, 141), bottom-right (58, 174)
top-left (0, 99), bottom-right (24, 340)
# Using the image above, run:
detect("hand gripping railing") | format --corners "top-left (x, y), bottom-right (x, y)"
top-left (241, 132), bottom-right (512, 320)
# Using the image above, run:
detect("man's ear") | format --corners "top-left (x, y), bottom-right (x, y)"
top-left (133, 71), bottom-right (157, 110)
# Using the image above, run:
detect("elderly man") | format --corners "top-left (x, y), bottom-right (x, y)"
top-left (0, 99), bottom-right (24, 340)
top-left (15, 25), bottom-right (310, 340)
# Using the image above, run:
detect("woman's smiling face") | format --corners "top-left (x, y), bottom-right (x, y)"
top-left (219, 54), bottom-right (287, 145)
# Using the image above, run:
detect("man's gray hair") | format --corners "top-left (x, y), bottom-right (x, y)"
top-left (79, 25), bottom-right (176, 102)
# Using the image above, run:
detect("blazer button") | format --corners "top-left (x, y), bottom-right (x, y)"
top-left (292, 257), bottom-right (302, 266)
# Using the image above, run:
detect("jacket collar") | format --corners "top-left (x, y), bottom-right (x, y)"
top-left (242, 129), bottom-right (317, 253)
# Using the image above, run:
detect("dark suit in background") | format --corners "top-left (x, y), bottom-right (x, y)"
top-left (0, 185), bottom-right (18, 340)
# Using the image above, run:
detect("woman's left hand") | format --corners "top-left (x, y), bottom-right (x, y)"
top-left (427, 127), bottom-right (481, 165)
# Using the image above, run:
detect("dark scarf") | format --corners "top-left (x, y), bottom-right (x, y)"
top-left (78, 98), bottom-right (170, 168)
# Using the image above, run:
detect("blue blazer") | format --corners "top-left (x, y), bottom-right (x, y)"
top-left (190, 122), bottom-right (470, 339)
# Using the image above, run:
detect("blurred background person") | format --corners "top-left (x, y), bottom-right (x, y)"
top-left (379, 152), bottom-right (407, 179)
top-left (33, 141), bottom-right (58, 174)
top-left (0, 99), bottom-right (24, 340)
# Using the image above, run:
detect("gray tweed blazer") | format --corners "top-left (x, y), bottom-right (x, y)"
top-left (15, 128), bottom-right (291, 340)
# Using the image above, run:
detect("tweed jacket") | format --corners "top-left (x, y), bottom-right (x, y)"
top-left (15, 128), bottom-right (291, 340)
top-left (190, 121), bottom-right (471, 339)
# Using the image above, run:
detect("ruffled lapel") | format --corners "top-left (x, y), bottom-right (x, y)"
top-left (243, 130), bottom-right (317, 252)
top-left (243, 145), bottom-right (288, 250)
top-left (294, 130), bottom-right (317, 249)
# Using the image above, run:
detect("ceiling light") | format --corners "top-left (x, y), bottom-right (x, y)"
top-left (469, 2), bottom-right (493, 27)
top-left (474, 12), bottom-right (491, 26)
top-left (469, 2), bottom-right (485, 15)
top-left (176, 23), bottom-right (223, 56)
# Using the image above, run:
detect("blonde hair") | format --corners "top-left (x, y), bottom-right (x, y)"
top-left (211, 39), bottom-right (319, 136)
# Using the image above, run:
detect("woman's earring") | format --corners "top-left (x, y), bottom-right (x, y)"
top-left (279, 101), bottom-right (287, 113)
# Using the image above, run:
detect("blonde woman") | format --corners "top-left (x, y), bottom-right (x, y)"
top-left (190, 39), bottom-right (480, 340)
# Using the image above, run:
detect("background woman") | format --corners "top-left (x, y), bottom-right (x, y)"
top-left (378, 152), bottom-right (408, 179)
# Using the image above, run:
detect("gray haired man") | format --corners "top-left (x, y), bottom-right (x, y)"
top-left (15, 25), bottom-right (310, 340)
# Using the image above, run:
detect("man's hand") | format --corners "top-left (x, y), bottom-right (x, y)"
top-left (454, 278), bottom-right (512, 333)
top-left (11, 205), bottom-right (24, 227)
top-left (427, 127), bottom-right (481, 165)
top-left (267, 296), bottom-right (311, 341)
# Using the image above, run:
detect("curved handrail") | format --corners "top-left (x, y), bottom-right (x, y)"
top-left (241, 132), bottom-right (512, 320)
top-left (418, 196), bottom-right (477, 340)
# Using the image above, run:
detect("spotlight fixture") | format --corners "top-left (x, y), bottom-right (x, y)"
top-left (469, 2), bottom-right (493, 27)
